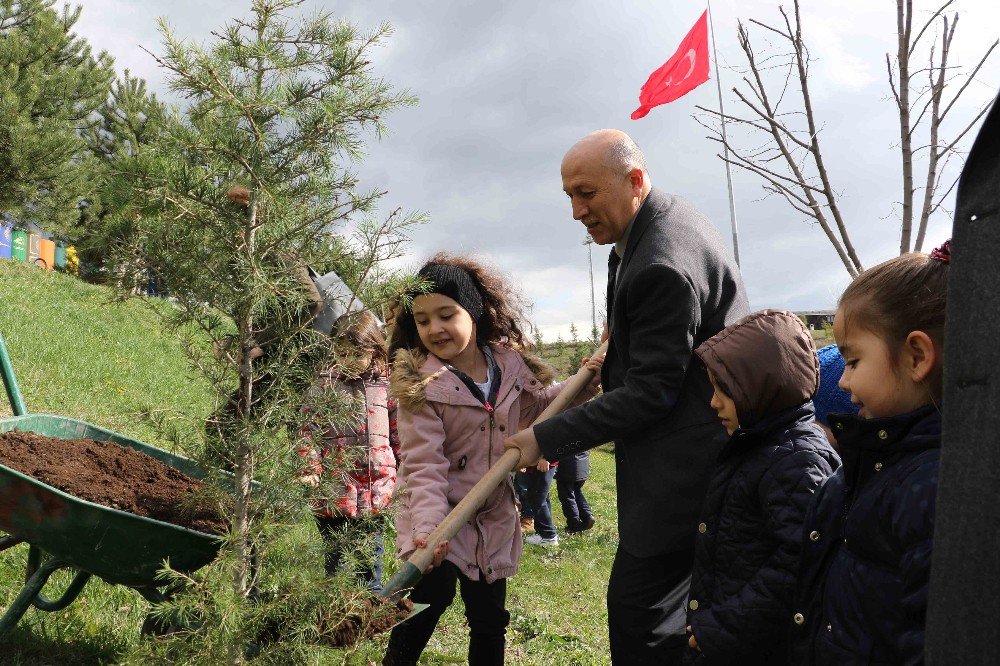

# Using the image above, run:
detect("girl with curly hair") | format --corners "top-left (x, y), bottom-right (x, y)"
top-left (383, 254), bottom-right (600, 665)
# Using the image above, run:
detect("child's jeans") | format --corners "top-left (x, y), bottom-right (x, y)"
top-left (383, 561), bottom-right (508, 666)
top-left (523, 467), bottom-right (557, 539)
top-left (556, 478), bottom-right (593, 530)
top-left (513, 470), bottom-right (533, 520)
top-left (315, 514), bottom-right (384, 591)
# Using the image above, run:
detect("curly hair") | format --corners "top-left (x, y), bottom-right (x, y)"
top-left (388, 253), bottom-right (532, 359)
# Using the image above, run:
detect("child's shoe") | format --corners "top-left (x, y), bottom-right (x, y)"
top-left (566, 515), bottom-right (596, 534)
top-left (525, 533), bottom-right (558, 547)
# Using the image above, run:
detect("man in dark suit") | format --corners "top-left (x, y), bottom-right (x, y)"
top-left (505, 129), bottom-right (748, 664)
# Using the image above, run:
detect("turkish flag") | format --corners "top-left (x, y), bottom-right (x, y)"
top-left (631, 11), bottom-right (711, 119)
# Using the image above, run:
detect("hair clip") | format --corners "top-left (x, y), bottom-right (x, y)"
top-left (930, 239), bottom-right (951, 265)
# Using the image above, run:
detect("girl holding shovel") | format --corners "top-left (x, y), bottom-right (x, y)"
top-left (383, 255), bottom-right (601, 666)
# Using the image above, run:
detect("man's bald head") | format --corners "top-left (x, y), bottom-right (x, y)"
top-left (560, 130), bottom-right (651, 245)
top-left (563, 129), bottom-right (649, 183)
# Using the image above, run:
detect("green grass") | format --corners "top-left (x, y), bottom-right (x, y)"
top-left (0, 261), bottom-right (617, 664)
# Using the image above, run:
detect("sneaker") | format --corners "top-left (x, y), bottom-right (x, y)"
top-left (520, 516), bottom-right (534, 532)
top-left (525, 533), bottom-right (558, 547)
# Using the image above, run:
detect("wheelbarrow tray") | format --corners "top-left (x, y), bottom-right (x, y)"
top-left (0, 413), bottom-right (221, 588)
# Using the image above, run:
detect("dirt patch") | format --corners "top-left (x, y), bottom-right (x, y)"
top-left (318, 596), bottom-right (414, 647)
top-left (0, 431), bottom-right (226, 534)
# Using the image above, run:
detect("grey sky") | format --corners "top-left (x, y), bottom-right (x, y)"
top-left (75, 1), bottom-right (999, 339)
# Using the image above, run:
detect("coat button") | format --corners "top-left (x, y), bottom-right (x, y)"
top-left (698, 523), bottom-right (707, 533)
top-left (826, 623), bottom-right (832, 632)
top-left (809, 530), bottom-right (821, 542)
top-left (499, 425), bottom-right (505, 432)
top-left (794, 613), bottom-right (805, 625)
top-left (689, 599), bottom-right (699, 610)
top-left (877, 429), bottom-right (888, 440)
top-left (481, 426), bottom-right (486, 431)
top-left (835, 422), bottom-right (843, 430)
top-left (874, 462), bottom-right (883, 472)
top-left (486, 567), bottom-right (493, 574)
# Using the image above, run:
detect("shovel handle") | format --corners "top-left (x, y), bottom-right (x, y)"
top-left (381, 341), bottom-right (608, 601)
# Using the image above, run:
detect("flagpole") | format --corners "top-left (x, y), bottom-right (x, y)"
top-left (706, 0), bottom-right (741, 268)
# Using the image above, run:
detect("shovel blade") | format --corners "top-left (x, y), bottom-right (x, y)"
top-left (389, 601), bottom-right (429, 630)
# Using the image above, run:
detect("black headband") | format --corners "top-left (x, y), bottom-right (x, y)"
top-left (414, 263), bottom-right (484, 321)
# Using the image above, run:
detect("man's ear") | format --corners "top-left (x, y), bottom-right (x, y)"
top-left (903, 330), bottom-right (937, 383)
top-left (628, 168), bottom-right (644, 197)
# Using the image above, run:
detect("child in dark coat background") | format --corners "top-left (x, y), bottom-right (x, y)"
top-left (555, 450), bottom-right (594, 533)
top-left (685, 309), bottom-right (840, 664)
top-left (812, 344), bottom-right (859, 450)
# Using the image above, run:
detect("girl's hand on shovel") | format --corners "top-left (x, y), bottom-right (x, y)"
top-left (414, 534), bottom-right (448, 571)
top-left (582, 354), bottom-right (605, 393)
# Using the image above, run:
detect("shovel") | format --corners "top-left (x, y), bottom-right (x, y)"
top-left (378, 341), bottom-right (608, 622)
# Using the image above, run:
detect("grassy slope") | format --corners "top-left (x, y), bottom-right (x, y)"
top-left (0, 262), bottom-right (216, 664)
top-left (0, 262), bottom-right (618, 665)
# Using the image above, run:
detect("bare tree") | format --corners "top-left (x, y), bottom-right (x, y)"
top-left (696, 0), bottom-right (996, 277)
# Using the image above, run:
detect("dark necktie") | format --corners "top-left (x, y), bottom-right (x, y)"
top-left (607, 250), bottom-right (621, 314)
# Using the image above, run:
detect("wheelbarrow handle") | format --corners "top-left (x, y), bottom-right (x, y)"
top-left (381, 340), bottom-right (609, 602)
top-left (0, 333), bottom-right (28, 417)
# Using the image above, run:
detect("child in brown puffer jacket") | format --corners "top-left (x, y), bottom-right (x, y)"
top-left (684, 309), bottom-right (840, 665)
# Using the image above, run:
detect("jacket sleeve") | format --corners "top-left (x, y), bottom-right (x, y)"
top-left (534, 263), bottom-right (698, 458)
top-left (517, 378), bottom-right (599, 431)
top-left (691, 449), bottom-right (836, 659)
top-left (397, 401), bottom-right (452, 538)
top-left (892, 457), bottom-right (939, 666)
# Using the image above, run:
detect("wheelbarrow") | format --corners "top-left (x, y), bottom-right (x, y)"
top-left (0, 332), bottom-right (222, 636)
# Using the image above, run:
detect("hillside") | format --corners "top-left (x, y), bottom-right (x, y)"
top-left (0, 261), bottom-right (214, 444)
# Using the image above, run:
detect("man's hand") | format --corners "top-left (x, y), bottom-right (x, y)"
top-left (504, 427), bottom-right (542, 468)
top-left (686, 625), bottom-right (701, 652)
top-left (535, 458), bottom-right (550, 473)
top-left (414, 534), bottom-right (448, 571)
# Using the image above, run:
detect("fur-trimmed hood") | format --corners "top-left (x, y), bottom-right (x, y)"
top-left (391, 344), bottom-right (556, 412)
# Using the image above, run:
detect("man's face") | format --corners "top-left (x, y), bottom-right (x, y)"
top-left (561, 153), bottom-right (642, 245)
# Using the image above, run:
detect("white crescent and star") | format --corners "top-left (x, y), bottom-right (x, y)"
top-left (663, 49), bottom-right (697, 88)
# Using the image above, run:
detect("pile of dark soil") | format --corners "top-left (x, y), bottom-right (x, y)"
top-left (0, 431), bottom-right (226, 534)
top-left (318, 596), bottom-right (414, 647)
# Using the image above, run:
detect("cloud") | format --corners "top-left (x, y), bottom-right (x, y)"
top-left (74, 0), bottom-right (999, 337)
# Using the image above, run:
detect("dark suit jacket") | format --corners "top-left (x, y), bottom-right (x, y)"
top-left (926, 91), bottom-right (1000, 664)
top-left (535, 187), bottom-right (748, 557)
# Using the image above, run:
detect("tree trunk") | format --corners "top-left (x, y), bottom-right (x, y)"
top-left (897, 0), bottom-right (915, 254)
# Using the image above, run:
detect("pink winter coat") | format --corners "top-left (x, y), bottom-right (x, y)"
top-left (391, 343), bottom-right (581, 583)
top-left (297, 370), bottom-right (400, 518)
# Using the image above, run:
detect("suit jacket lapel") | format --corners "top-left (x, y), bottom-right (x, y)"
top-left (613, 188), bottom-right (662, 305)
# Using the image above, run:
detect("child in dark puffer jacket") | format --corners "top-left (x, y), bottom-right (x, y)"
top-left (791, 243), bottom-right (950, 665)
top-left (684, 309), bottom-right (840, 664)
